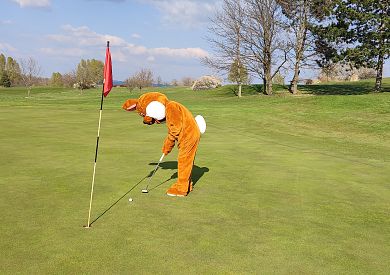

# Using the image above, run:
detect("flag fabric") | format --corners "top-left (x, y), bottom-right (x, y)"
top-left (103, 45), bottom-right (113, 97)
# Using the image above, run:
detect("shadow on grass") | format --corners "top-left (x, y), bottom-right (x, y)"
top-left (221, 80), bottom-right (390, 96)
top-left (223, 84), bottom-right (289, 96)
top-left (225, 84), bottom-right (262, 96)
top-left (89, 162), bottom-right (209, 226)
top-left (89, 175), bottom-right (148, 226)
top-left (298, 82), bottom-right (380, 95)
top-left (148, 161), bottom-right (210, 191)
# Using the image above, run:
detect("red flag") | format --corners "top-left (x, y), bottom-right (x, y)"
top-left (103, 44), bottom-right (113, 97)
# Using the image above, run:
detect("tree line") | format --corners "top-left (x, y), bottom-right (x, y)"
top-left (0, 52), bottom-right (195, 94)
top-left (204, 0), bottom-right (389, 95)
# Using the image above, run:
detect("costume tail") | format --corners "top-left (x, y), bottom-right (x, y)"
top-left (195, 115), bottom-right (206, 134)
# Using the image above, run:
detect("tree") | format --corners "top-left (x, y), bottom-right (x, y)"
top-left (0, 54), bottom-right (21, 86)
top-left (76, 59), bottom-right (104, 90)
top-left (126, 68), bottom-right (154, 91)
top-left (0, 71), bottom-right (11, 87)
top-left (181, 77), bottom-right (195, 86)
top-left (312, 0), bottom-right (390, 92)
top-left (241, 0), bottom-right (290, 95)
top-left (206, 0), bottom-right (290, 95)
top-left (228, 58), bottom-right (249, 88)
top-left (50, 72), bottom-right (63, 87)
top-left (156, 76), bottom-right (163, 86)
top-left (76, 59), bottom-right (88, 89)
top-left (272, 71), bottom-right (285, 84)
top-left (277, 0), bottom-right (333, 94)
top-left (20, 57), bottom-right (41, 97)
top-left (6, 57), bottom-right (21, 86)
top-left (88, 59), bottom-right (104, 84)
top-left (203, 0), bottom-right (246, 97)
top-left (62, 70), bottom-right (77, 88)
top-left (358, 68), bottom-right (376, 80)
top-left (136, 68), bottom-right (153, 89)
top-left (279, 0), bottom-right (306, 93)
top-left (171, 79), bottom-right (179, 86)
top-left (125, 76), bottom-right (137, 92)
top-left (0, 53), bottom-right (5, 81)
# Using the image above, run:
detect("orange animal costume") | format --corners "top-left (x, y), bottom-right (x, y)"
top-left (122, 92), bottom-right (205, 197)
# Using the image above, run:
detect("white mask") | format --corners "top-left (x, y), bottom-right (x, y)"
top-left (146, 101), bottom-right (166, 121)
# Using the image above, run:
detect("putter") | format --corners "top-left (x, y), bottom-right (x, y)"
top-left (142, 153), bottom-right (165, 193)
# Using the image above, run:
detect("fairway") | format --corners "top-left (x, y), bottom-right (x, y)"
top-left (0, 84), bottom-right (389, 274)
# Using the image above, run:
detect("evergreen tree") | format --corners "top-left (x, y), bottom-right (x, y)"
top-left (312, 0), bottom-right (389, 91)
top-left (1, 71), bottom-right (11, 87)
top-left (0, 53), bottom-right (6, 84)
top-left (6, 57), bottom-right (21, 85)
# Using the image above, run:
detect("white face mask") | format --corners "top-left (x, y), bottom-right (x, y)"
top-left (146, 101), bottom-right (166, 121)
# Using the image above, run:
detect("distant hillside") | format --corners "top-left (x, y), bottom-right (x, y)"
top-left (113, 80), bottom-right (125, 86)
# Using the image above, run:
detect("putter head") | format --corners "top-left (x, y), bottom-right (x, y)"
top-left (141, 189), bottom-right (149, 193)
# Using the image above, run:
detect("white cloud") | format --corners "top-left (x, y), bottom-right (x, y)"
top-left (60, 25), bottom-right (127, 46)
top-left (44, 24), bottom-right (209, 61)
top-left (139, 0), bottom-right (219, 28)
top-left (85, 0), bottom-right (125, 2)
top-left (131, 33), bottom-right (141, 39)
top-left (40, 47), bottom-right (86, 57)
top-left (12, 0), bottom-right (51, 8)
top-left (123, 44), bottom-right (148, 55)
top-left (149, 47), bottom-right (208, 58)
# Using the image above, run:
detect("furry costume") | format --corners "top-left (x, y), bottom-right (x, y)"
top-left (122, 92), bottom-right (203, 197)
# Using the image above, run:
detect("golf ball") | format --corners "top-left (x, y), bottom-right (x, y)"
top-left (128, 198), bottom-right (133, 202)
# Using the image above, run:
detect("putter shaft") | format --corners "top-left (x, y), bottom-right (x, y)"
top-left (143, 153), bottom-right (165, 192)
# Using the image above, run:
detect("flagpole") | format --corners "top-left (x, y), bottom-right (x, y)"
top-left (85, 41), bottom-right (110, 228)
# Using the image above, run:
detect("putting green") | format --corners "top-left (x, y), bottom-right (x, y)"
top-left (0, 83), bottom-right (389, 274)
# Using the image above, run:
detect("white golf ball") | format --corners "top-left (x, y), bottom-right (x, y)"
top-left (128, 198), bottom-right (133, 202)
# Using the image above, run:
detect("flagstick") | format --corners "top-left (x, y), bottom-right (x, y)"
top-left (85, 41), bottom-right (110, 228)
top-left (85, 90), bottom-right (105, 228)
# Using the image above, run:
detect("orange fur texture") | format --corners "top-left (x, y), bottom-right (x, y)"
top-left (123, 92), bottom-right (200, 196)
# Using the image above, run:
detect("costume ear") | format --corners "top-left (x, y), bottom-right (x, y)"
top-left (122, 99), bottom-right (138, 111)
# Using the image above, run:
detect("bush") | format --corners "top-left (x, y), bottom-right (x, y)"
top-left (192, 75), bottom-right (222, 90)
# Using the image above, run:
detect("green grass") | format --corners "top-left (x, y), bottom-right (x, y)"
top-left (0, 80), bottom-right (389, 274)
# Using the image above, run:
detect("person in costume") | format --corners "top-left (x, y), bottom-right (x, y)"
top-left (122, 92), bottom-right (206, 197)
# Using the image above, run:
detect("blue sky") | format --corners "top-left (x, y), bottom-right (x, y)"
top-left (0, 0), bottom-right (388, 82)
top-left (0, 0), bottom-right (216, 82)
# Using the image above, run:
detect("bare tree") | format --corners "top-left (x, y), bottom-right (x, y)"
top-left (181, 77), bottom-right (195, 86)
top-left (126, 68), bottom-right (154, 91)
top-left (171, 79), bottom-right (179, 86)
top-left (125, 76), bottom-right (137, 92)
top-left (205, 0), bottom-right (290, 96)
top-left (278, 0), bottom-right (328, 94)
top-left (62, 70), bottom-right (77, 88)
top-left (135, 68), bottom-right (153, 89)
top-left (155, 76), bottom-right (163, 86)
top-left (279, 0), bottom-right (310, 94)
top-left (20, 57), bottom-right (41, 97)
top-left (240, 0), bottom-right (290, 95)
top-left (203, 0), bottom-right (246, 97)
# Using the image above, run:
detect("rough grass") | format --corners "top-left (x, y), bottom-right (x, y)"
top-left (0, 79), bottom-right (389, 274)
